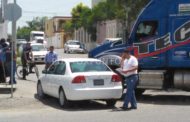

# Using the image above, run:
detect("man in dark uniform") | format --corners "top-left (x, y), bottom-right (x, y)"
top-left (0, 38), bottom-right (8, 83)
top-left (21, 42), bottom-right (34, 80)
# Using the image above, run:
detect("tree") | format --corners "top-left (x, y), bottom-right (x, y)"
top-left (17, 16), bottom-right (48, 40)
top-left (26, 16), bottom-right (48, 31)
top-left (17, 26), bottom-right (32, 41)
top-left (67, 0), bottom-right (150, 41)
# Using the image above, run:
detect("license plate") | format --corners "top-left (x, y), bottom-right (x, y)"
top-left (93, 79), bottom-right (104, 86)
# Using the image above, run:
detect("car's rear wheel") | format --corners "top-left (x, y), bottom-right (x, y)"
top-left (59, 88), bottom-right (69, 108)
top-left (37, 81), bottom-right (45, 99)
top-left (106, 100), bottom-right (117, 107)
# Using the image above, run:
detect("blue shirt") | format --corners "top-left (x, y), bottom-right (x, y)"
top-left (45, 51), bottom-right (58, 64)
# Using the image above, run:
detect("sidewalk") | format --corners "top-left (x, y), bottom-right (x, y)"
top-left (0, 78), bottom-right (45, 111)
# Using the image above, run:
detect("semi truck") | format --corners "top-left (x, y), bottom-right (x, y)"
top-left (88, 0), bottom-right (190, 95)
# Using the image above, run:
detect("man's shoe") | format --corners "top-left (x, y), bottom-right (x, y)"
top-left (130, 107), bottom-right (137, 110)
top-left (22, 78), bottom-right (26, 80)
top-left (120, 107), bottom-right (131, 111)
top-left (29, 71), bottom-right (35, 73)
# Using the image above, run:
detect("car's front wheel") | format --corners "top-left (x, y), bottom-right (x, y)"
top-left (106, 100), bottom-right (117, 107)
top-left (37, 81), bottom-right (45, 99)
top-left (59, 88), bottom-right (69, 108)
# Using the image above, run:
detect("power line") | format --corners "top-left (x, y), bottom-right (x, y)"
top-left (23, 10), bottom-right (66, 15)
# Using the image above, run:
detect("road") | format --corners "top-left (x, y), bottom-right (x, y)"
top-left (1, 49), bottom-right (190, 122)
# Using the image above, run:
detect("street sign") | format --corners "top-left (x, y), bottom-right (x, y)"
top-left (4, 3), bottom-right (22, 21)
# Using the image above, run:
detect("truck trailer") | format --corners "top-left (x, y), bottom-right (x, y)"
top-left (89, 0), bottom-right (190, 94)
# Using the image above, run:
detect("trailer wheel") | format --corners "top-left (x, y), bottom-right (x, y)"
top-left (135, 89), bottom-right (145, 97)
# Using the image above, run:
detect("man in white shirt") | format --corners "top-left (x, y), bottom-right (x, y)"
top-left (120, 49), bottom-right (139, 110)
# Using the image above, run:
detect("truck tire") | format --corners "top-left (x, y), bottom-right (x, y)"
top-left (135, 89), bottom-right (145, 97)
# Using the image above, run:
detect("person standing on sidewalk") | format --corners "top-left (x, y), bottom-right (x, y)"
top-left (45, 46), bottom-right (58, 69)
top-left (120, 49), bottom-right (139, 110)
top-left (5, 44), bottom-right (17, 84)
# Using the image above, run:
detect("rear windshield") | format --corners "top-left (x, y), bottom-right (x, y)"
top-left (70, 61), bottom-right (111, 73)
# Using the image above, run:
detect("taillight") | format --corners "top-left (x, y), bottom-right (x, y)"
top-left (111, 74), bottom-right (121, 82)
top-left (72, 76), bottom-right (86, 84)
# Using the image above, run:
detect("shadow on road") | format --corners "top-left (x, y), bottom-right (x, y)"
top-left (137, 94), bottom-right (190, 106)
top-left (34, 94), bottom-right (114, 111)
top-left (0, 88), bottom-right (16, 94)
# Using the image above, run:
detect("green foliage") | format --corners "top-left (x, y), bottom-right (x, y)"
top-left (62, 20), bottom-right (74, 33)
top-left (65, 0), bottom-right (150, 41)
top-left (17, 26), bottom-right (32, 41)
top-left (17, 17), bottom-right (48, 40)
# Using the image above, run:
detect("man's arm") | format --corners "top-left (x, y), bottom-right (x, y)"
top-left (45, 53), bottom-right (48, 64)
top-left (55, 53), bottom-right (58, 61)
top-left (122, 66), bottom-right (138, 74)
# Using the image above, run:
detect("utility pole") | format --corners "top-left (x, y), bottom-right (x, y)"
top-left (10, 0), bottom-right (17, 98)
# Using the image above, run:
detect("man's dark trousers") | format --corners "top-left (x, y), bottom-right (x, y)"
top-left (123, 74), bottom-right (138, 108)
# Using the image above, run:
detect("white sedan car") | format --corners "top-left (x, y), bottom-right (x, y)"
top-left (37, 58), bottom-right (123, 108)
top-left (31, 43), bottom-right (47, 63)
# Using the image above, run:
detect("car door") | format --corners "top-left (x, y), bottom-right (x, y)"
top-left (48, 61), bottom-right (66, 98)
top-left (43, 61), bottom-right (59, 96)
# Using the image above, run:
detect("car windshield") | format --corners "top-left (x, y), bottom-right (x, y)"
top-left (69, 41), bottom-right (80, 45)
top-left (70, 61), bottom-right (111, 73)
top-left (32, 45), bottom-right (46, 51)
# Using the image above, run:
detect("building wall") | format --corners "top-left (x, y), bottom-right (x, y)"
top-left (96, 21), bottom-right (106, 44)
top-left (45, 19), bottom-right (54, 38)
top-left (45, 16), bottom-right (72, 48)
top-left (0, 0), bottom-right (8, 39)
top-left (74, 28), bottom-right (96, 51)
top-left (0, 21), bottom-right (8, 39)
top-left (96, 20), bottom-right (123, 44)
top-left (46, 33), bottom-right (64, 48)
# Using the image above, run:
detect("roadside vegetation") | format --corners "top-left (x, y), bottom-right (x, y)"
top-left (63, 0), bottom-right (149, 41)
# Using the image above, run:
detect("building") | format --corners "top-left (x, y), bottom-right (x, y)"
top-left (74, 27), bottom-right (95, 51)
top-left (0, 21), bottom-right (8, 39)
top-left (0, 0), bottom-right (8, 39)
top-left (45, 16), bottom-right (72, 48)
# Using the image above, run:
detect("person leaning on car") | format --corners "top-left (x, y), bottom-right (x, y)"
top-left (45, 46), bottom-right (58, 69)
top-left (120, 49), bottom-right (139, 111)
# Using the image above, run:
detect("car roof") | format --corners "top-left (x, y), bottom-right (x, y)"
top-left (59, 58), bottom-right (101, 62)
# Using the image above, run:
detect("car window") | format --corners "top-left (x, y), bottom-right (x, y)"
top-left (111, 39), bottom-right (123, 47)
top-left (135, 21), bottom-right (158, 42)
top-left (48, 61), bottom-right (59, 74)
top-left (69, 41), bottom-right (80, 45)
top-left (70, 61), bottom-right (111, 73)
top-left (54, 62), bottom-right (66, 75)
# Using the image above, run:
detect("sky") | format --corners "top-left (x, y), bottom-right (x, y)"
top-left (8, 0), bottom-right (91, 32)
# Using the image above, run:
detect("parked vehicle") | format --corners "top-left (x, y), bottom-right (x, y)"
top-left (89, 0), bottom-right (190, 95)
top-left (30, 31), bottom-right (47, 47)
top-left (31, 43), bottom-right (47, 63)
top-left (30, 31), bottom-right (45, 42)
top-left (37, 58), bottom-right (123, 107)
top-left (64, 40), bottom-right (87, 54)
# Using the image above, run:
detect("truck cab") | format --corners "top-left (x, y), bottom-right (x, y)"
top-left (89, 0), bottom-right (190, 92)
